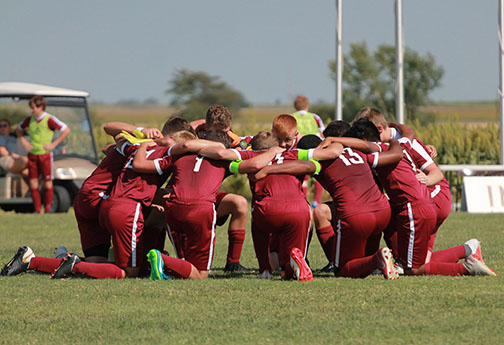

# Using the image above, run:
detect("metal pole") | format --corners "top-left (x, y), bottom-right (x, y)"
top-left (335, 0), bottom-right (343, 120)
top-left (395, 0), bottom-right (405, 123)
top-left (499, 0), bottom-right (504, 164)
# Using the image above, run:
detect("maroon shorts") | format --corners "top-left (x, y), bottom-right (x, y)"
top-left (164, 200), bottom-right (217, 271)
top-left (333, 207), bottom-right (391, 270)
top-left (74, 191), bottom-right (110, 254)
top-left (27, 152), bottom-right (53, 181)
top-left (252, 198), bottom-right (311, 273)
top-left (428, 186), bottom-right (452, 252)
top-left (393, 202), bottom-right (437, 269)
top-left (99, 198), bottom-right (145, 269)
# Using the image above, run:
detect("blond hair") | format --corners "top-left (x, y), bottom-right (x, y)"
top-left (353, 107), bottom-right (388, 128)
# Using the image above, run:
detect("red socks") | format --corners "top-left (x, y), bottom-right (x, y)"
top-left (31, 189), bottom-right (42, 213)
top-left (316, 225), bottom-right (334, 262)
top-left (227, 229), bottom-right (245, 263)
top-left (161, 253), bottom-right (192, 279)
top-left (73, 262), bottom-right (124, 279)
top-left (430, 245), bottom-right (466, 263)
top-left (29, 257), bottom-right (61, 273)
top-left (425, 262), bottom-right (468, 276)
top-left (43, 187), bottom-right (53, 212)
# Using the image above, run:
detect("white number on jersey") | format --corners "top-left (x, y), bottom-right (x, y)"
top-left (338, 148), bottom-right (364, 166)
top-left (193, 156), bottom-right (204, 172)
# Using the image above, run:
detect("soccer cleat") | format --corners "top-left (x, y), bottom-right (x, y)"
top-left (53, 246), bottom-right (69, 259)
top-left (393, 263), bottom-right (404, 275)
top-left (258, 270), bottom-right (272, 279)
top-left (377, 247), bottom-right (399, 280)
top-left (147, 249), bottom-right (170, 280)
top-left (463, 255), bottom-right (497, 277)
top-left (51, 253), bottom-right (81, 279)
top-left (316, 262), bottom-right (335, 274)
top-left (224, 262), bottom-right (250, 274)
top-left (1, 246), bottom-right (35, 276)
top-left (289, 247), bottom-right (313, 281)
top-left (464, 239), bottom-right (484, 262)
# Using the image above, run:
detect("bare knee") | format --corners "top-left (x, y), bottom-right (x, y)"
top-left (313, 203), bottom-right (331, 229)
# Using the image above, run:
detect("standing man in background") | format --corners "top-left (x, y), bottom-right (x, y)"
top-left (16, 96), bottom-right (71, 214)
top-left (291, 95), bottom-right (325, 208)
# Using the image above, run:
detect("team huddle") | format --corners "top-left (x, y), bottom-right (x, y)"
top-left (1, 97), bottom-right (498, 281)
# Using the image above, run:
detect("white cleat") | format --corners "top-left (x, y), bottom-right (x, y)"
top-left (258, 270), bottom-right (272, 279)
top-left (463, 255), bottom-right (497, 277)
top-left (377, 247), bottom-right (399, 280)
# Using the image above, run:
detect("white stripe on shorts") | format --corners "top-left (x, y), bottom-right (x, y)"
top-left (335, 219), bottom-right (342, 268)
top-left (407, 202), bottom-right (415, 269)
top-left (430, 185), bottom-right (441, 198)
top-left (207, 204), bottom-right (217, 271)
top-left (304, 219), bottom-right (311, 257)
top-left (131, 202), bottom-right (142, 267)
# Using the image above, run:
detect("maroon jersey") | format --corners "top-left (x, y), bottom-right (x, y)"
top-left (374, 139), bottom-right (432, 207)
top-left (79, 143), bottom-right (129, 197)
top-left (246, 150), bottom-right (305, 203)
top-left (316, 147), bottom-right (389, 218)
top-left (108, 145), bottom-right (171, 207)
top-left (18, 112), bottom-right (67, 132)
top-left (166, 154), bottom-right (231, 203)
top-left (410, 137), bottom-right (450, 196)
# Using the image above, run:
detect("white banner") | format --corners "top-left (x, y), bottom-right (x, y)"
top-left (462, 176), bottom-right (504, 213)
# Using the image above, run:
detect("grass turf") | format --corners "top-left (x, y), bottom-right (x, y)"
top-left (0, 211), bottom-right (503, 344)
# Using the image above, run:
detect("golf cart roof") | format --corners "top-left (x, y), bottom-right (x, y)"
top-left (0, 82), bottom-right (89, 98)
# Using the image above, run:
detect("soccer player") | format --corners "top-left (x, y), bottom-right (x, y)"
top-left (135, 131), bottom-right (284, 280)
top-left (253, 133), bottom-right (404, 280)
top-left (16, 96), bottom-right (71, 213)
top-left (347, 118), bottom-right (497, 276)
top-left (292, 95), bottom-right (325, 208)
top-left (193, 105), bottom-right (252, 273)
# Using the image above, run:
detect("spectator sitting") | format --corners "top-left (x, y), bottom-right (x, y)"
top-left (0, 118), bottom-right (28, 179)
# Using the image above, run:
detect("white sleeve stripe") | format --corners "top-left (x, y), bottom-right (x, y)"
top-left (308, 149), bottom-right (315, 160)
top-left (50, 115), bottom-right (68, 131)
top-left (398, 137), bottom-right (411, 145)
top-left (154, 158), bottom-right (163, 175)
top-left (420, 161), bottom-right (434, 171)
top-left (412, 139), bottom-right (434, 171)
top-left (230, 148), bottom-right (241, 160)
top-left (371, 142), bottom-right (382, 152)
top-left (167, 145), bottom-right (173, 156)
top-left (372, 152), bottom-right (379, 168)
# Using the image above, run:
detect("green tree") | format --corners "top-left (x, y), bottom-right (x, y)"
top-left (166, 69), bottom-right (248, 120)
top-left (329, 42), bottom-right (444, 122)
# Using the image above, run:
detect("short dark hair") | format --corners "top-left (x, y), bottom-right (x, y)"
top-left (29, 96), bottom-right (47, 110)
top-left (323, 120), bottom-right (350, 138)
top-left (205, 129), bottom-right (233, 148)
top-left (297, 134), bottom-right (322, 149)
top-left (206, 105), bottom-right (232, 130)
top-left (250, 131), bottom-right (279, 150)
top-left (162, 116), bottom-right (195, 136)
top-left (345, 118), bottom-right (381, 142)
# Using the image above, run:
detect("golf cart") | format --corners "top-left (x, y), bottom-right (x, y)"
top-left (0, 82), bottom-right (99, 213)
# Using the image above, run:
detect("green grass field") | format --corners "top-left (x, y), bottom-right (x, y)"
top-left (0, 210), bottom-right (503, 345)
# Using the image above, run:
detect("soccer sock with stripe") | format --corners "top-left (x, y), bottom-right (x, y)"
top-left (425, 262), bottom-right (469, 276)
top-left (316, 225), bottom-right (334, 263)
top-left (43, 187), bottom-right (53, 212)
top-left (30, 188), bottom-right (42, 213)
top-left (430, 245), bottom-right (466, 263)
top-left (161, 253), bottom-right (192, 279)
top-left (227, 229), bottom-right (245, 263)
top-left (73, 262), bottom-right (124, 279)
top-left (28, 257), bottom-right (62, 273)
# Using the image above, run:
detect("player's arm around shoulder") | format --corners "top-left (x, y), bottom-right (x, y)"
top-left (235, 146), bottom-right (285, 173)
top-left (252, 160), bottom-right (320, 182)
top-left (374, 139), bottom-right (403, 167)
top-left (132, 142), bottom-right (158, 173)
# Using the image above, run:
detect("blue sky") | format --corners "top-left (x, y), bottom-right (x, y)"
top-left (0, 1), bottom-right (499, 104)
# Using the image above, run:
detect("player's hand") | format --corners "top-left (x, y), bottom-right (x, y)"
top-left (415, 169), bottom-right (428, 185)
top-left (316, 137), bottom-right (334, 149)
top-left (142, 128), bottom-right (162, 139)
top-left (425, 145), bottom-right (437, 159)
top-left (140, 141), bottom-right (157, 148)
top-left (43, 142), bottom-right (56, 151)
top-left (253, 167), bottom-right (269, 181)
top-left (161, 187), bottom-right (174, 199)
top-left (270, 146), bottom-right (285, 155)
top-left (151, 203), bottom-right (165, 213)
top-left (23, 142), bottom-right (33, 152)
top-left (155, 137), bottom-right (172, 147)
